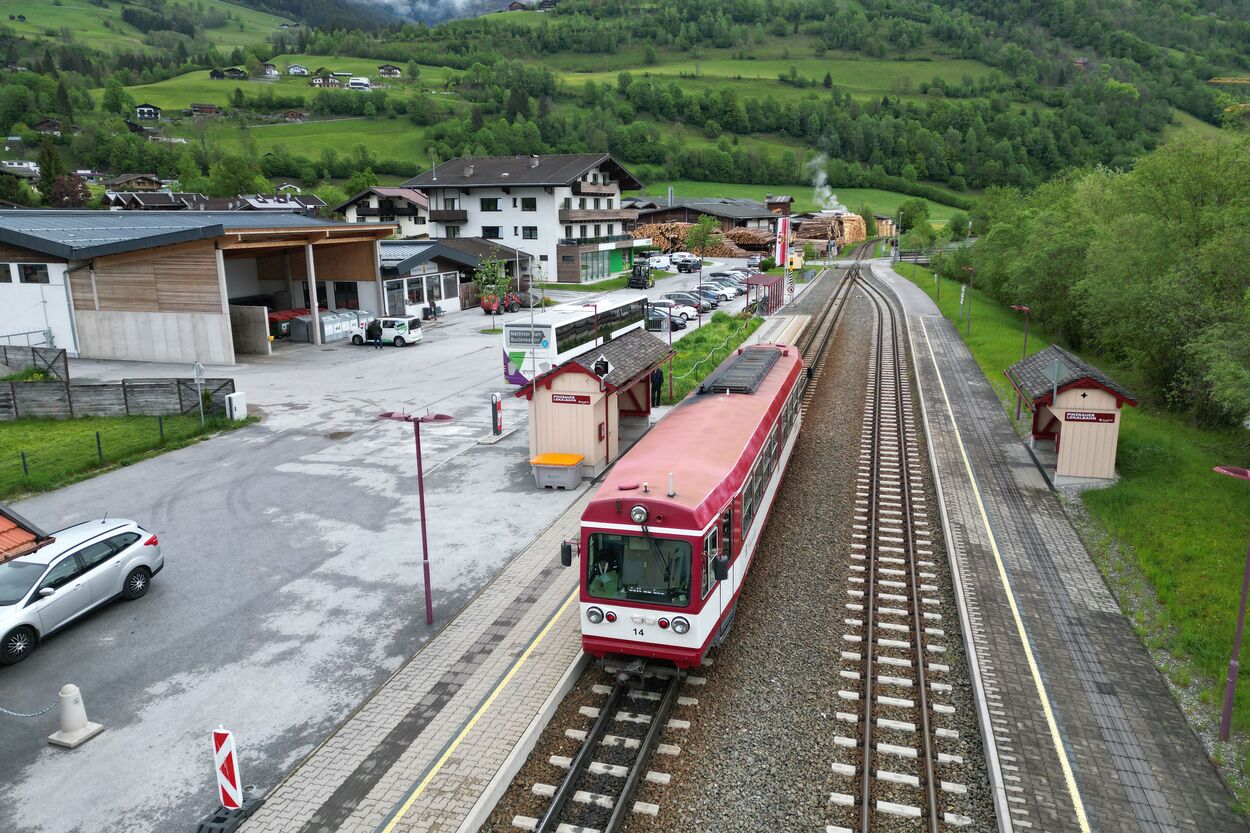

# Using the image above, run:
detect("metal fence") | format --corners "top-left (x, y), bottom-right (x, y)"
top-left (0, 345), bottom-right (69, 381)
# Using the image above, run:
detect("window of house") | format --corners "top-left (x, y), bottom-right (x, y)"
top-left (521, 197), bottom-right (537, 212)
top-left (607, 224), bottom-right (614, 235)
top-left (578, 198), bottom-right (586, 209)
top-left (522, 226), bottom-right (538, 239)
top-left (607, 198), bottom-right (614, 209)
top-left (565, 225), bottom-right (573, 238)
top-left (539, 254), bottom-right (548, 261)
top-left (513, 226), bottom-right (518, 236)
top-left (512, 197), bottom-right (518, 208)
top-left (0, 263), bottom-right (11, 282)
top-left (19, 265), bottom-right (49, 284)
top-left (443, 197), bottom-right (458, 210)
top-left (445, 225), bottom-right (460, 238)
top-left (593, 225), bottom-right (601, 237)
top-left (593, 198), bottom-right (601, 209)
top-left (480, 198), bottom-right (500, 212)
top-left (579, 225), bottom-right (587, 238)
top-left (482, 226), bottom-right (502, 239)
top-left (561, 198), bottom-right (571, 209)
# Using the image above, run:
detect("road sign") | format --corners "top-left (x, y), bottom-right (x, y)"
top-left (193, 361), bottom-right (205, 382)
top-left (212, 726), bottom-right (243, 810)
top-left (959, 285), bottom-right (966, 306)
top-left (1044, 358), bottom-right (1065, 405)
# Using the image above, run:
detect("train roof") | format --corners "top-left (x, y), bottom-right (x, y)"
top-left (588, 344), bottom-right (803, 531)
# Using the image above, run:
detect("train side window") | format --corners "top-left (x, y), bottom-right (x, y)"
top-left (701, 527), bottom-right (719, 597)
top-left (721, 509), bottom-right (733, 560)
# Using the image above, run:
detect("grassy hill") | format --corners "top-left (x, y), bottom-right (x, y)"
top-left (0, 0), bottom-right (290, 52)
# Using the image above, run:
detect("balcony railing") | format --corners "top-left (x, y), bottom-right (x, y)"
top-left (557, 233), bottom-right (645, 247)
top-left (558, 207), bottom-right (638, 223)
top-left (429, 208), bottom-right (468, 222)
top-left (572, 181), bottom-right (617, 196)
top-left (356, 206), bottom-right (425, 218)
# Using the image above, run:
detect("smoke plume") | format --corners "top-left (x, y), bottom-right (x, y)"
top-left (807, 154), bottom-right (847, 214)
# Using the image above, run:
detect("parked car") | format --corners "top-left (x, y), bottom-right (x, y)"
top-left (691, 288), bottom-right (722, 307)
top-left (352, 316), bottom-right (423, 346)
top-left (1, 519), bottom-right (164, 665)
top-left (705, 278), bottom-right (744, 296)
top-left (746, 254), bottom-right (764, 268)
top-left (649, 298), bottom-right (697, 321)
top-left (697, 283), bottom-right (735, 302)
top-left (670, 252), bottom-right (700, 265)
top-left (481, 292), bottom-right (522, 314)
top-left (645, 253), bottom-right (671, 271)
top-left (676, 260), bottom-right (699, 273)
top-left (645, 308), bottom-right (687, 332)
top-left (664, 291), bottom-right (712, 312)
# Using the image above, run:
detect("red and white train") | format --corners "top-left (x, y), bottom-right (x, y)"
top-left (561, 343), bottom-right (805, 670)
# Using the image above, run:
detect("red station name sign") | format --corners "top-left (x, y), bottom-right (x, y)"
top-left (1064, 411), bottom-right (1115, 423)
top-left (551, 393), bottom-right (591, 405)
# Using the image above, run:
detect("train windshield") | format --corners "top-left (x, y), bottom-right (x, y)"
top-left (586, 533), bottom-right (691, 607)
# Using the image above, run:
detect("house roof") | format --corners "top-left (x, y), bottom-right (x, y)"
top-left (0, 210), bottom-right (372, 260)
top-left (233, 194), bottom-right (326, 210)
top-left (568, 328), bottom-right (673, 390)
top-left (379, 236), bottom-right (530, 274)
top-left (637, 197), bottom-right (777, 221)
top-left (136, 103), bottom-right (161, 110)
top-left (332, 186), bottom-right (428, 214)
top-left (765, 194), bottom-right (794, 203)
top-left (107, 173), bottom-right (160, 186)
top-left (403, 153), bottom-right (642, 190)
top-left (1005, 345), bottom-right (1137, 407)
top-left (0, 502), bottom-right (50, 561)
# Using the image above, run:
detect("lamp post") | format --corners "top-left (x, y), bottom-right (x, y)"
top-left (932, 253), bottom-right (941, 305)
top-left (1214, 465), bottom-right (1250, 741)
top-left (1010, 305), bottom-right (1032, 421)
top-left (963, 264), bottom-right (975, 337)
top-left (378, 411), bottom-right (454, 626)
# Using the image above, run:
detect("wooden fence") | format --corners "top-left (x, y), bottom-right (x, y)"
top-left (0, 378), bottom-right (236, 421)
top-left (0, 345), bottom-right (69, 382)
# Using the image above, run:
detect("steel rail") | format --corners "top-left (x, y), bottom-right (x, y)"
top-left (858, 273), bottom-right (942, 833)
top-left (601, 675), bottom-right (682, 833)
top-left (534, 682), bottom-right (626, 833)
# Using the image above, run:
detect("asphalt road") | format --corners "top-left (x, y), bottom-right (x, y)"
top-left (0, 264), bottom-right (757, 833)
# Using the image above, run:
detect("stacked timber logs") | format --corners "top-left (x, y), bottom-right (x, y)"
top-left (631, 222), bottom-right (751, 257)
top-left (723, 227), bottom-right (774, 250)
top-left (794, 212), bottom-right (868, 249)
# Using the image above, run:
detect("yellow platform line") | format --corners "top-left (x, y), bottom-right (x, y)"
top-left (379, 587), bottom-right (581, 833)
top-left (920, 316), bottom-right (1092, 833)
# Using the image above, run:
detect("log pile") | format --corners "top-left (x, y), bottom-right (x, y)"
top-left (723, 227), bottom-right (774, 250)
top-left (795, 212), bottom-right (868, 249)
top-left (631, 223), bottom-right (751, 257)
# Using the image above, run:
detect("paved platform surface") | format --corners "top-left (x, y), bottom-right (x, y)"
top-left (240, 491), bottom-right (590, 833)
top-left (870, 261), bottom-right (1246, 833)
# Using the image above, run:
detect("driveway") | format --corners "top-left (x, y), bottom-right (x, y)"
top-left (0, 315), bottom-right (585, 833)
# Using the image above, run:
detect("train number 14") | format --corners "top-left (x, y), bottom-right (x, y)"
top-left (633, 628), bottom-right (645, 636)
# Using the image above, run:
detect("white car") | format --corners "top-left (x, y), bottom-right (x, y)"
top-left (1, 519), bottom-right (164, 665)
top-left (649, 298), bottom-right (697, 321)
top-left (669, 252), bottom-right (700, 265)
top-left (696, 283), bottom-right (734, 302)
top-left (351, 316), bottom-right (424, 347)
top-left (645, 254), bottom-right (671, 271)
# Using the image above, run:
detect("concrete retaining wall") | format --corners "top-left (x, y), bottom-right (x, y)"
top-left (229, 304), bottom-right (272, 356)
top-left (75, 309), bottom-right (235, 365)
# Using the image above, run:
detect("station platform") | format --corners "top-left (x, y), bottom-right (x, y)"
top-left (870, 262), bottom-right (1247, 833)
top-left (239, 493), bottom-right (591, 833)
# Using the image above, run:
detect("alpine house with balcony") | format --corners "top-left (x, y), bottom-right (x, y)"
top-left (333, 187), bottom-right (429, 238)
top-left (402, 153), bottom-right (649, 283)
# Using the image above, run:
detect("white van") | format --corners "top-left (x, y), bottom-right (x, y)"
top-left (347, 77), bottom-right (371, 90)
top-left (351, 316), bottom-right (422, 347)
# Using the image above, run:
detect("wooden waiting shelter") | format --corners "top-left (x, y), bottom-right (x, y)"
top-left (516, 329), bottom-right (674, 480)
top-left (1005, 345), bottom-right (1137, 480)
top-left (745, 272), bottom-right (785, 315)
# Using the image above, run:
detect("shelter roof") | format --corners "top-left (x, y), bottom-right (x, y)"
top-left (404, 153), bottom-right (641, 190)
top-left (0, 210), bottom-right (383, 260)
top-left (0, 502), bottom-right (49, 562)
top-left (1005, 345), bottom-right (1137, 406)
top-left (379, 236), bottom-right (530, 274)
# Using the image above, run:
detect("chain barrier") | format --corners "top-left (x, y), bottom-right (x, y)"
top-left (0, 699), bottom-right (58, 718)
top-left (671, 311), bottom-right (757, 382)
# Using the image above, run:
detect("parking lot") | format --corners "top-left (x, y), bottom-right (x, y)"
top-left (0, 262), bottom-right (759, 833)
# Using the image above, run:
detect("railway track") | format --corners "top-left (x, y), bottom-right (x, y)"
top-left (797, 243), bottom-right (872, 409)
top-left (826, 267), bottom-right (974, 832)
top-left (513, 671), bottom-right (693, 833)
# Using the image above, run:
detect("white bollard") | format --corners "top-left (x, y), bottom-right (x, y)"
top-left (47, 684), bottom-right (105, 749)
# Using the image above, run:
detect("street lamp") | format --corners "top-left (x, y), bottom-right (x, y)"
top-left (932, 253), bottom-right (941, 305)
top-left (378, 411), bottom-right (454, 626)
top-left (1011, 305), bottom-right (1032, 421)
top-left (1214, 464), bottom-right (1250, 741)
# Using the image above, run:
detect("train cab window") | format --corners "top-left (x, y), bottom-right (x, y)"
top-left (587, 533), bottom-right (691, 607)
top-left (720, 509), bottom-right (733, 559)
top-left (701, 528), bottom-right (719, 597)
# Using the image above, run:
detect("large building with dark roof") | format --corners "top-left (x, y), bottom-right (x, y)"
top-left (403, 154), bottom-right (651, 284)
top-left (0, 211), bottom-right (395, 364)
top-left (624, 196), bottom-right (779, 233)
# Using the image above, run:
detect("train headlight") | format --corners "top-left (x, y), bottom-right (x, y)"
top-left (630, 504), bottom-right (648, 524)
top-left (671, 617), bottom-right (690, 634)
top-left (586, 607), bottom-right (604, 624)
